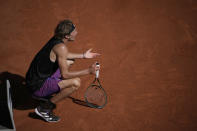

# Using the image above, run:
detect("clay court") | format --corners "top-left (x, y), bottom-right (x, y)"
top-left (0, 0), bottom-right (197, 130)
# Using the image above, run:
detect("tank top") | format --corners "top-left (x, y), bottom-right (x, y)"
top-left (25, 37), bottom-right (63, 92)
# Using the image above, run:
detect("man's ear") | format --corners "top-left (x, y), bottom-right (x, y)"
top-left (65, 35), bottom-right (70, 39)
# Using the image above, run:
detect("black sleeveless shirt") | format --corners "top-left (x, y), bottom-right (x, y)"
top-left (25, 37), bottom-right (63, 92)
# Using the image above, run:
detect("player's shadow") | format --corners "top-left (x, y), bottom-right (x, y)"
top-left (0, 71), bottom-right (94, 123)
top-left (0, 71), bottom-right (38, 110)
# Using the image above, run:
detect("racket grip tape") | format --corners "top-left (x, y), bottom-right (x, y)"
top-left (96, 62), bottom-right (100, 78)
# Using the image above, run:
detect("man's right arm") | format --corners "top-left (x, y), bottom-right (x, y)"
top-left (54, 44), bottom-right (92, 79)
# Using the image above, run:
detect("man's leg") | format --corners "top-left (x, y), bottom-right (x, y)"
top-left (34, 78), bottom-right (80, 123)
top-left (50, 77), bottom-right (81, 103)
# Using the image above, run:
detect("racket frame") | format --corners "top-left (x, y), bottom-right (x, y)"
top-left (84, 77), bottom-right (107, 109)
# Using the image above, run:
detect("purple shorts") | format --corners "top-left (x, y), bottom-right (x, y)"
top-left (33, 69), bottom-right (62, 97)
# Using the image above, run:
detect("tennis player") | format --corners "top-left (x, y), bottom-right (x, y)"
top-left (25, 20), bottom-right (100, 122)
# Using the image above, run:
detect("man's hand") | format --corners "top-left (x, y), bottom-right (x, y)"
top-left (84, 48), bottom-right (101, 59)
top-left (89, 62), bottom-right (100, 74)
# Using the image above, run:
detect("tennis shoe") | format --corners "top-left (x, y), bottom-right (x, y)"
top-left (35, 106), bottom-right (60, 122)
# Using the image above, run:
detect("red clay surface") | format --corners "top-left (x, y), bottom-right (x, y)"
top-left (0, 0), bottom-right (197, 130)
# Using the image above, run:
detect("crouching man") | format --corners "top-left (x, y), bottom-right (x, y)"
top-left (25, 20), bottom-right (100, 122)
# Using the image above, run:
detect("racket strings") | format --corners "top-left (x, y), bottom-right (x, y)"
top-left (85, 85), bottom-right (106, 106)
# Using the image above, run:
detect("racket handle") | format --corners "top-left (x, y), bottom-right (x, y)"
top-left (96, 62), bottom-right (100, 78)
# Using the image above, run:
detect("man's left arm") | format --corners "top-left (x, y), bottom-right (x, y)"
top-left (67, 48), bottom-right (101, 59)
top-left (67, 52), bottom-right (84, 59)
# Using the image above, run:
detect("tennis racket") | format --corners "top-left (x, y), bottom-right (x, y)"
top-left (84, 62), bottom-right (107, 109)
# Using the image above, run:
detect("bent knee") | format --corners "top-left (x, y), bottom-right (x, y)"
top-left (71, 85), bottom-right (79, 90)
top-left (73, 77), bottom-right (81, 88)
